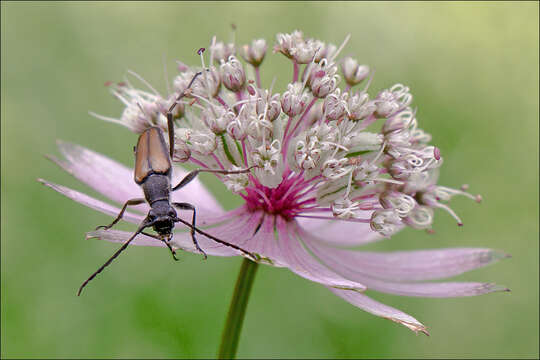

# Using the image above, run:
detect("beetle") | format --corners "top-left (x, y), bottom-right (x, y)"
top-left (77, 71), bottom-right (256, 296)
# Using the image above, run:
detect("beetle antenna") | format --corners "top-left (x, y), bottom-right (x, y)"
top-left (166, 71), bottom-right (203, 157)
top-left (174, 217), bottom-right (257, 261)
top-left (77, 222), bottom-right (150, 296)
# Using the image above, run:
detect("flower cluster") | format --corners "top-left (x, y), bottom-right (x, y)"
top-left (42, 31), bottom-right (507, 334)
top-left (94, 31), bottom-right (478, 238)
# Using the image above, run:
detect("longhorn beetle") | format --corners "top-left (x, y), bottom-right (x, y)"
top-left (78, 71), bottom-right (256, 296)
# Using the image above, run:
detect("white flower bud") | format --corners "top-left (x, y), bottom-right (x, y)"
top-left (173, 68), bottom-right (221, 98)
top-left (251, 140), bottom-right (284, 188)
top-left (119, 102), bottom-right (155, 133)
top-left (211, 41), bottom-right (235, 63)
top-left (313, 41), bottom-right (337, 63)
top-left (187, 130), bottom-right (217, 155)
top-left (308, 61), bottom-right (339, 98)
top-left (288, 124), bottom-right (338, 177)
top-left (173, 137), bottom-right (191, 162)
top-left (389, 159), bottom-right (411, 180)
top-left (290, 39), bottom-right (317, 64)
top-left (323, 89), bottom-right (348, 121)
top-left (223, 166), bottom-right (250, 193)
top-left (332, 198), bottom-right (360, 219)
top-left (403, 206), bottom-right (434, 229)
top-left (274, 30), bottom-right (304, 59)
top-left (383, 108), bottom-right (415, 134)
top-left (295, 138), bottom-right (321, 170)
top-left (201, 106), bottom-right (235, 134)
top-left (370, 209), bottom-right (402, 237)
top-left (380, 191), bottom-right (417, 217)
top-left (375, 84), bottom-right (412, 118)
top-left (341, 57), bottom-right (369, 86)
top-left (109, 86), bottom-right (164, 133)
top-left (220, 56), bottom-right (246, 92)
top-left (321, 158), bottom-right (351, 179)
top-left (242, 39), bottom-right (267, 67)
top-left (403, 170), bottom-right (436, 194)
top-left (347, 91), bottom-right (376, 121)
top-left (281, 82), bottom-right (311, 117)
top-left (246, 114), bottom-right (273, 141)
top-left (226, 117), bottom-right (247, 141)
top-left (256, 91), bottom-right (281, 122)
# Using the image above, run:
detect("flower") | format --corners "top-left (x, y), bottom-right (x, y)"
top-left (40, 31), bottom-right (508, 335)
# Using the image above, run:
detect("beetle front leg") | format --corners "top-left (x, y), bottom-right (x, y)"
top-left (141, 231), bottom-right (179, 261)
top-left (172, 202), bottom-right (207, 260)
top-left (96, 198), bottom-right (145, 230)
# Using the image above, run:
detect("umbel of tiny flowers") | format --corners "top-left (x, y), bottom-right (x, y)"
top-left (40, 31), bottom-right (509, 353)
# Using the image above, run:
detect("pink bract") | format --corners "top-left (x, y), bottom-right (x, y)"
top-left (40, 141), bottom-right (508, 335)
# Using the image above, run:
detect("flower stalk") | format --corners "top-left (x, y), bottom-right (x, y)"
top-left (217, 258), bottom-right (259, 359)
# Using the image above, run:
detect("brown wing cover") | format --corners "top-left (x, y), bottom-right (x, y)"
top-left (134, 127), bottom-right (172, 184)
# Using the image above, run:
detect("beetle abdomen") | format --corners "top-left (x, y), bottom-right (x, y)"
top-left (134, 127), bottom-right (172, 184)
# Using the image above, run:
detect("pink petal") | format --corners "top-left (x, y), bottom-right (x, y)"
top-left (86, 229), bottom-right (164, 247)
top-left (296, 211), bottom-right (384, 246)
top-left (189, 206), bottom-right (251, 227)
top-left (87, 228), bottom-right (232, 256)
top-left (304, 241), bottom-right (509, 282)
top-left (51, 141), bottom-right (224, 217)
top-left (274, 217), bottom-right (367, 291)
top-left (85, 212), bottom-right (261, 257)
top-left (172, 212), bottom-right (259, 256)
top-left (328, 287), bottom-right (429, 335)
top-left (350, 280), bottom-right (509, 298)
top-left (50, 141), bottom-right (147, 210)
top-left (298, 228), bottom-right (509, 297)
top-left (241, 212), bottom-right (287, 267)
top-left (38, 179), bottom-right (143, 224)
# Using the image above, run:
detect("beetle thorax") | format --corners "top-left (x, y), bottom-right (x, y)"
top-left (142, 174), bottom-right (171, 204)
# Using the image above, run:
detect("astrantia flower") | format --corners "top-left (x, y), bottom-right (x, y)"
top-left (40, 31), bottom-right (508, 335)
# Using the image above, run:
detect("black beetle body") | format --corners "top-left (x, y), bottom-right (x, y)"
top-left (135, 126), bottom-right (176, 236)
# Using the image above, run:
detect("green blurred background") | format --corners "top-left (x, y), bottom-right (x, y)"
top-left (1, 1), bottom-right (538, 358)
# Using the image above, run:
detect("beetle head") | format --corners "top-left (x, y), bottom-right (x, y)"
top-left (146, 201), bottom-right (177, 236)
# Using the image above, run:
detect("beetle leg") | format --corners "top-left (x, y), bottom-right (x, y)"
top-left (141, 231), bottom-right (179, 261)
top-left (164, 241), bottom-right (179, 261)
top-left (172, 202), bottom-right (207, 260)
top-left (95, 198), bottom-right (145, 230)
top-left (171, 166), bottom-right (257, 192)
top-left (166, 71), bottom-right (203, 158)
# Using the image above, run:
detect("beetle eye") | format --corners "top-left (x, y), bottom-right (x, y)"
top-left (168, 210), bottom-right (176, 218)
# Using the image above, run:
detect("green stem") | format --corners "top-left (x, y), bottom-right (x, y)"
top-left (217, 258), bottom-right (259, 359)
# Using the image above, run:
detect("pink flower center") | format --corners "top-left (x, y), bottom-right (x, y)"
top-left (242, 170), bottom-right (316, 220)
